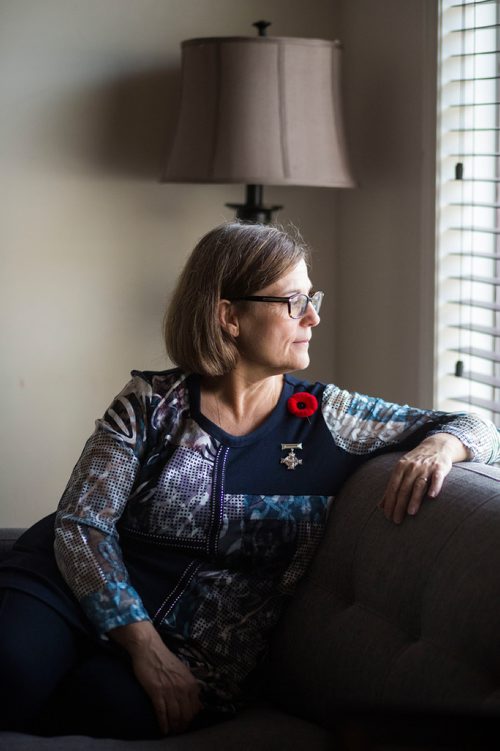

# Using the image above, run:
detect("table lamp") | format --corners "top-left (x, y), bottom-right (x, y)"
top-left (164, 21), bottom-right (355, 223)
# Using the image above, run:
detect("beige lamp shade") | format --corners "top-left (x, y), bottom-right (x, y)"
top-left (165, 35), bottom-right (355, 188)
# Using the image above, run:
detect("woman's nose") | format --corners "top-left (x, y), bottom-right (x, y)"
top-left (302, 302), bottom-right (320, 327)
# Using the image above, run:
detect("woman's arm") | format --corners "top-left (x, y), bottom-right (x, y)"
top-left (322, 384), bottom-right (500, 523)
top-left (54, 373), bottom-right (202, 733)
top-left (322, 385), bottom-right (500, 463)
top-left (54, 375), bottom-right (152, 633)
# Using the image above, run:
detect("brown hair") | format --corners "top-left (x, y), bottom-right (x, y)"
top-left (164, 222), bottom-right (310, 376)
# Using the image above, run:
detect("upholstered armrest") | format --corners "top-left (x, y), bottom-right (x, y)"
top-left (0, 529), bottom-right (24, 563)
top-left (269, 452), bottom-right (500, 725)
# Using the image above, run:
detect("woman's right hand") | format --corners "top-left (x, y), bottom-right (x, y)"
top-left (109, 621), bottom-right (203, 735)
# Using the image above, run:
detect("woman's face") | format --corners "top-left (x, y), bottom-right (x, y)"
top-left (230, 259), bottom-right (320, 378)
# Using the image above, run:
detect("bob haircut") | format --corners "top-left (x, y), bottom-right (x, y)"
top-left (164, 222), bottom-right (310, 376)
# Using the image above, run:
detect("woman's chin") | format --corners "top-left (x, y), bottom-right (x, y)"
top-left (290, 354), bottom-right (310, 372)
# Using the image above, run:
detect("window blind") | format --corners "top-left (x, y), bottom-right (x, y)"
top-left (437, 0), bottom-right (500, 424)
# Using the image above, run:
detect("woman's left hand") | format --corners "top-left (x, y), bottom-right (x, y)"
top-left (379, 433), bottom-right (469, 524)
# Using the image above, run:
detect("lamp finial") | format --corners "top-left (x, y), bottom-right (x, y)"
top-left (253, 20), bottom-right (271, 37)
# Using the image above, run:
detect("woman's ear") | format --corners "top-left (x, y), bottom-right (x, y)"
top-left (218, 299), bottom-right (239, 338)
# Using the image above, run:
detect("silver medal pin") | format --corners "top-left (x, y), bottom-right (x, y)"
top-left (280, 443), bottom-right (303, 470)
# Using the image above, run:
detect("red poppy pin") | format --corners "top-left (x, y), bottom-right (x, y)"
top-left (287, 392), bottom-right (318, 418)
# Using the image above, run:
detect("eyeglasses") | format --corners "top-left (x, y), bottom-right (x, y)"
top-left (230, 290), bottom-right (324, 319)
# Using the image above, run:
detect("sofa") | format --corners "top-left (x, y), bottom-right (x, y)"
top-left (1, 452), bottom-right (500, 750)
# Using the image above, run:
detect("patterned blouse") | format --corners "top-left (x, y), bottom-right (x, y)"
top-left (52, 368), bottom-right (500, 712)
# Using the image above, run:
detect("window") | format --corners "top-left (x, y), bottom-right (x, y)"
top-left (436, 0), bottom-right (500, 426)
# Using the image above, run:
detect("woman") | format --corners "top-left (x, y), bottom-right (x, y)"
top-left (0, 222), bottom-right (498, 739)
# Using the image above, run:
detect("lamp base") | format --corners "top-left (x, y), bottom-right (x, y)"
top-left (225, 202), bottom-right (282, 225)
top-left (226, 184), bottom-right (282, 225)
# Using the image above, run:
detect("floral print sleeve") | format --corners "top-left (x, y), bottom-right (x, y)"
top-left (321, 385), bottom-right (500, 464)
top-left (54, 375), bottom-right (153, 636)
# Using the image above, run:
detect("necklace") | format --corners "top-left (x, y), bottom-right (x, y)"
top-left (214, 392), bottom-right (223, 430)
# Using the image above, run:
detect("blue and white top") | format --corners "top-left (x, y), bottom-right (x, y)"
top-left (42, 369), bottom-right (500, 709)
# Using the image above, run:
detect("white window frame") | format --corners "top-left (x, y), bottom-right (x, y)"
top-left (436, 0), bottom-right (500, 426)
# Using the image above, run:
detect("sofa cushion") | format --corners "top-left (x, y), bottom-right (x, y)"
top-left (0, 705), bottom-right (332, 750)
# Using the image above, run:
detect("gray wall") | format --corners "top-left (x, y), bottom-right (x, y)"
top-left (0, 0), bottom-right (338, 525)
top-left (335, 0), bottom-right (437, 407)
top-left (0, 0), bottom-right (437, 525)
